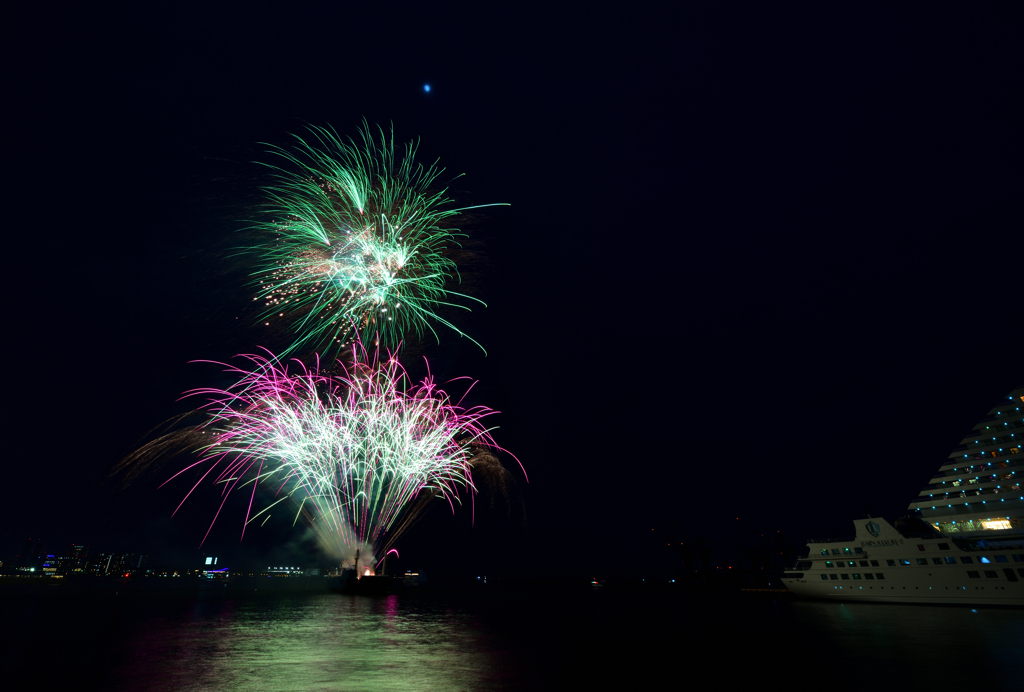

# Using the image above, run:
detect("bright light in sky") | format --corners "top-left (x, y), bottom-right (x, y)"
top-left (424, 84), bottom-right (431, 92)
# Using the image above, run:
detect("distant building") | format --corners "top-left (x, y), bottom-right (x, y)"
top-left (86, 553), bottom-right (111, 576)
top-left (909, 385), bottom-right (1023, 543)
top-left (58, 544), bottom-right (89, 575)
top-left (201, 557), bottom-right (229, 578)
top-left (264, 565), bottom-right (304, 576)
top-left (41, 554), bottom-right (59, 575)
top-left (17, 538), bottom-right (43, 568)
top-left (86, 552), bottom-right (148, 576)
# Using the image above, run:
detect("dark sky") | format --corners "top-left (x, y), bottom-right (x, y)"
top-left (4, 5), bottom-right (1021, 577)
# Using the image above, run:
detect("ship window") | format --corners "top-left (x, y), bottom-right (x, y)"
top-left (1003, 569), bottom-right (1018, 582)
top-left (932, 558), bottom-right (943, 565)
top-left (830, 574), bottom-right (839, 580)
top-left (945, 557), bottom-right (957, 564)
top-left (864, 573), bottom-right (875, 580)
top-left (961, 557), bottom-right (974, 564)
top-left (938, 543), bottom-right (950, 550)
top-left (820, 574), bottom-right (829, 580)
top-left (917, 544), bottom-right (925, 551)
top-left (995, 555), bottom-right (1008, 563)
top-left (967, 571), bottom-right (980, 578)
top-left (886, 559), bottom-right (896, 566)
top-left (1013, 554), bottom-right (1024, 562)
top-left (1018, 568), bottom-right (1024, 578)
top-left (870, 560), bottom-right (879, 567)
top-left (843, 548), bottom-right (851, 555)
top-left (836, 562), bottom-right (845, 568)
top-left (916, 558), bottom-right (928, 565)
top-left (876, 573), bottom-right (885, 580)
top-left (821, 549), bottom-right (828, 556)
top-left (859, 561), bottom-right (869, 567)
top-left (979, 556), bottom-right (991, 563)
top-left (899, 559), bottom-right (911, 566)
top-left (825, 561), bottom-right (834, 568)
top-left (984, 570), bottom-right (998, 578)
top-left (854, 548), bottom-right (863, 554)
top-left (853, 573), bottom-right (862, 580)
top-left (832, 549), bottom-right (841, 556)
top-left (848, 561), bottom-right (856, 567)
top-left (841, 574), bottom-right (850, 580)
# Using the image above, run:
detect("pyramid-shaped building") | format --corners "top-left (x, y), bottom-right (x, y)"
top-left (909, 386), bottom-right (1024, 544)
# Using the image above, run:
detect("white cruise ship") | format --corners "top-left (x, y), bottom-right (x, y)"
top-left (782, 386), bottom-right (1024, 605)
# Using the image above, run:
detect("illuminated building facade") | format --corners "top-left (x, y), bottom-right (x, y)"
top-left (264, 566), bottom-right (305, 576)
top-left (41, 554), bottom-right (58, 575)
top-left (909, 386), bottom-right (1024, 541)
top-left (58, 544), bottom-right (89, 575)
top-left (201, 556), bottom-right (229, 578)
top-left (86, 552), bottom-right (148, 576)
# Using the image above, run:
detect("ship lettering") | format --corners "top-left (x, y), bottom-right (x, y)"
top-left (860, 539), bottom-right (903, 547)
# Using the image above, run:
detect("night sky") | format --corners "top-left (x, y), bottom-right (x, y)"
top-left (5, 6), bottom-right (1021, 578)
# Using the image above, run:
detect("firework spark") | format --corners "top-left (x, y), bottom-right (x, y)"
top-left (170, 347), bottom-right (519, 567)
top-left (249, 122), bottom-right (505, 356)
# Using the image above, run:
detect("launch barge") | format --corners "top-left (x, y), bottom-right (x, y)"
top-left (328, 549), bottom-right (391, 595)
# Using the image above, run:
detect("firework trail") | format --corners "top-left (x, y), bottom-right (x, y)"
top-left (165, 347), bottom-right (520, 568)
top-left (249, 122), bottom-right (505, 356)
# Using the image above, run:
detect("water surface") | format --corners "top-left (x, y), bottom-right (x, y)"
top-left (3, 584), bottom-right (1021, 690)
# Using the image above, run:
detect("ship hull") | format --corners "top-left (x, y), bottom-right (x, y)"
top-left (781, 517), bottom-right (1024, 606)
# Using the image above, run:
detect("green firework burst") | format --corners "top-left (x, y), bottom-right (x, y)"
top-left (249, 122), bottom-right (503, 355)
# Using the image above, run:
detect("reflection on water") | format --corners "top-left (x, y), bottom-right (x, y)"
top-left (787, 601), bottom-right (1024, 690)
top-left (113, 594), bottom-right (501, 692)
top-left (3, 586), bottom-right (1023, 691)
